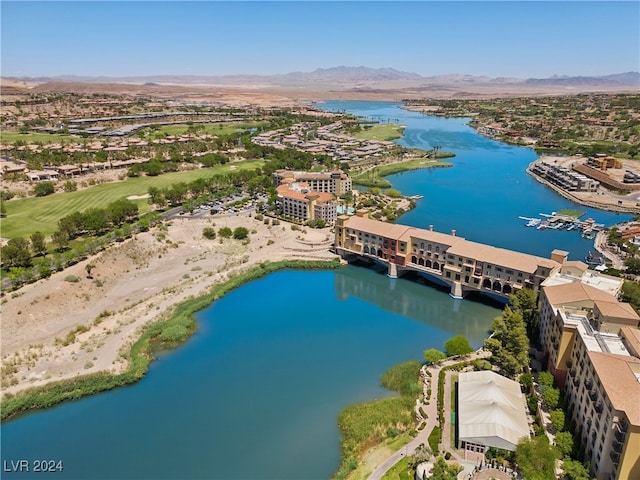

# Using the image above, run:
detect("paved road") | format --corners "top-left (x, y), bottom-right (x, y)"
top-left (367, 350), bottom-right (491, 480)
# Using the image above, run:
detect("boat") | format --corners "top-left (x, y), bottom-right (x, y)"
top-left (526, 218), bottom-right (541, 227)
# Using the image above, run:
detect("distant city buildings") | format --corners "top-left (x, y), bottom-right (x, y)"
top-left (538, 282), bottom-right (640, 480)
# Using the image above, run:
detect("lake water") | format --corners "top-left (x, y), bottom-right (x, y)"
top-left (321, 100), bottom-right (631, 260)
top-left (2, 101), bottom-right (629, 479)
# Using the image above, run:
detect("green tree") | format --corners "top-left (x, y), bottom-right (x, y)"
top-left (542, 387), bottom-right (560, 410)
top-left (519, 372), bottom-right (534, 391)
top-left (30, 231), bottom-right (47, 257)
top-left (549, 409), bottom-right (565, 432)
top-left (107, 199), bottom-right (138, 226)
top-left (218, 227), bottom-right (232, 238)
top-left (232, 227), bottom-right (249, 240)
top-left (561, 459), bottom-right (589, 480)
top-left (82, 208), bottom-right (109, 234)
top-left (410, 443), bottom-right (432, 468)
top-left (624, 256), bottom-right (640, 275)
top-left (484, 306), bottom-right (529, 378)
top-left (1, 237), bottom-right (32, 268)
top-left (510, 288), bottom-right (539, 338)
top-left (147, 186), bottom-right (166, 207)
top-left (202, 227), bottom-right (216, 240)
top-left (424, 348), bottom-right (446, 365)
top-left (555, 431), bottom-right (574, 459)
top-left (58, 211), bottom-right (84, 239)
top-left (85, 263), bottom-right (96, 279)
top-left (33, 181), bottom-right (55, 197)
top-left (538, 371), bottom-right (555, 388)
top-left (621, 280), bottom-right (640, 314)
top-left (515, 436), bottom-right (558, 480)
top-left (429, 456), bottom-right (462, 480)
top-left (444, 336), bottom-right (474, 356)
top-left (63, 180), bottom-right (77, 192)
top-left (51, 230), bottom-right (70, 251)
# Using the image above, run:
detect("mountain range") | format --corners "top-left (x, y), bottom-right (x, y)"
top-left (6, 67), bottom-right (640, 88)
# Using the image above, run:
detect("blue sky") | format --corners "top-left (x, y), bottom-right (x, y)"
top-left (1, 1), bottom-right (639, 78)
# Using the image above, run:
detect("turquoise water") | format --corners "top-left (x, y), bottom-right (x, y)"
top-left (3, 101), bottom-right (629, 479)
top-left (321, 100), bottom-right (631, 260)
top-left (1, 268), bottom-right (499, 479)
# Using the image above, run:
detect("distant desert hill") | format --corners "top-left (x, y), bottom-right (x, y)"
top-left (2, 67), bottom-right (639, 101)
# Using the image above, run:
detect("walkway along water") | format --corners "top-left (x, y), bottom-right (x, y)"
top-left (367, 350), bottom-right (491, 480)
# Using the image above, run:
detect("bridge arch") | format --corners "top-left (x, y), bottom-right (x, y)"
top-left (411, 255), bottom-right (417, 264)
top-left (433, 261), bottom-right (440, 270)
top-left (426, 260), bottom-right (432, 268)
top-left (483, 278), bottom-right (492, 289)
top-left (363, 245), bottom-right (370, 255)
top-left (502, 284), bottom-right (513, 295)
top-left (493, 280), bottom-right (502, 291)
top-left (377, 249), bottom-right (383, 257)
top-left (418, 258), bottom-right (425, 266)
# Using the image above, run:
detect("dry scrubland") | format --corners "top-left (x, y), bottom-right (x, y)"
top-left (1, 213), bottom-right (336, 397)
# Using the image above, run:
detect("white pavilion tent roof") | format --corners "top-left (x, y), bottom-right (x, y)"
top-left (458, 370), bottom-right (530, 451)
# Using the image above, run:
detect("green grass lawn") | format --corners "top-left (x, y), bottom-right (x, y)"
top-left (352, 124), bottom-right (405, 141)
top-left (353, 158), bottom-right (453, 188)
top-left (143, 121), bottom-right (266, 138)
top-left (380, 456), bottom-right (412, 480)
top-left (0, 132), bottom-right (80, 144)
top-left (0, 160), bottom-right (264, 239)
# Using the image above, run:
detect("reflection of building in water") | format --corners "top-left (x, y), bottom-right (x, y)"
top-left (335, 213), bottom-right (621, 303)
top-left (333, 266), bottom-right (494, 340)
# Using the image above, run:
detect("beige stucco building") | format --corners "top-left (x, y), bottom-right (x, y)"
top-left (276, 182), bottom-right (336, 224)
top-left (272, 169), bottom-right (352, 196)
top-left (538, 283), bottom-right (640, 479)
top-left (335, 214), bottom-right (561, 300)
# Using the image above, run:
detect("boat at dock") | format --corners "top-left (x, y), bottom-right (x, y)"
top-left (521, 211), bottom-right (605, 234)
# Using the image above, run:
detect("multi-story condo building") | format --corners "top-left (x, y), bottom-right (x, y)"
top-left (538, 283), bottom-right (640, 480)
top-left (273, 169), bottom-right (352, 196)
top-left (531, 161), bottom-right (599, 192)
top-left (335, 213), bottom-right (564, 301)
top-left (276, 182), bottom-right (336, 224)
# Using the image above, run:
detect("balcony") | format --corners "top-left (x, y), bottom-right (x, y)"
top-left (595, 401), bottom-right (603, 414)
top-left (610, 451), bottom-right (620, 465)
top-left (569, 368), bottom-right (577, 377)
top-left (585, 378), bottom-right (593, 389)
top-left (612, 438), bottom-right (624, 454)
top-left (589, 389), bottom-right (598, 402)
top-left (566, 359), bottom-right (573, 368)
top-left (572, 376), bottom-right (580, 387)
top-left (614, 427), bottom-right (626, 444)
top-left (618, 417), bottom-right (629, 434)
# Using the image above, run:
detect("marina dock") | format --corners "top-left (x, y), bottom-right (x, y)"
top-left (520, 211), bottom-right (604, 238)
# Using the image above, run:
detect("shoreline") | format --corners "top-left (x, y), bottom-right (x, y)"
top-left (1, 256), bottom-right (342, 421)
top-left (1, 212), bottom-right (340, 419)
top-left (526, 158), bottom-right (640, 215)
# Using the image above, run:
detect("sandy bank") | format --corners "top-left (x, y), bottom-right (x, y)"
top-left (1, 213), bottom-right (337, 397)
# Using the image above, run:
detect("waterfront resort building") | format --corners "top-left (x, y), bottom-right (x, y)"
top-left (334, 213), bottom-right (563, 300)
top-left (276, 182), bottom-right (337, 224)
top-left (272, 169), bottom-right (352, 196)
top-left (457, 371), bottom-right (531, 453)
top-left (531, 161), bottom-right (599, 192)
top-left (538, 283), bottom-right (640, 480)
